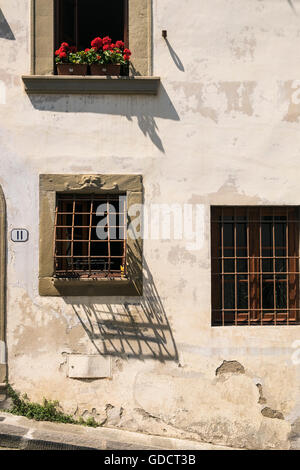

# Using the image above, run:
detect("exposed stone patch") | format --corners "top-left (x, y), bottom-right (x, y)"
top-left (59, 352), bottom-right (68, 373)
top-left (118, 407), bottom-right (202, 442)
top-left (281, 80), bottom-right (300, 123)
top-left (134, 369), bottom-right (291, 449)
top-left (256, 384), bottom-right (267, 404)
top-left (289, 417), bottom-right (300, 449)
top-left (215, 360), bottom-right (245, 376)
top-left (0, 397), bottom-right (12, 410)
top-left (290, 417), bottom-right (300, 439)
top-left (114, 359), bottom-right (124, 372)
top-left (81, 406), bottom-right (107, 426)
top-left (217, 81), bottom-right (256, 116)
top-left (167, 246), bottom-right (197, 267)
top-left (106, 404), bottom-right (124, 426)
top-left (227, 29), bottom-right (256, 60)
top-left (134, 407), bottom-right (160, 422)
top-left (261, 407), bottom-right (284, 420)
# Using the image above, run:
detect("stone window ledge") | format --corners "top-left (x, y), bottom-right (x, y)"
top-left (22, 75), bottom-right (160, 95)
top-left (40, 277), bottom-right (141, 297)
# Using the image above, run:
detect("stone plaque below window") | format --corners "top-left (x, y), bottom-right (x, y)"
top-left (67, 354), bottom-right (112, 379)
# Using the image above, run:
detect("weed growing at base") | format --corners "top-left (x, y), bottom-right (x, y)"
top-left (6, 384), bottom-right (99, 428)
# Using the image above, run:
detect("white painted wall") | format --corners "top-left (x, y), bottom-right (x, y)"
top-left (1, 0), bottom-right (300, 448)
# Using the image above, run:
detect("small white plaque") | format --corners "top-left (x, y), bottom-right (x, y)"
top-left (67, 354), bottom-right (112, 379)
top-left (11, 229), bottom-right (29, 243)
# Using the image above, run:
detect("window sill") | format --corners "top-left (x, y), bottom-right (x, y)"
top-left (39, 277), bottom-right (142, 297)
top-left (22, 75), bottom-right (160, 95)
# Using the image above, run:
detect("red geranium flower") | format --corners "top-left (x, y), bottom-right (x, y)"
top-left (59, 51), bottom-right (67, 59)
top-left (97, 55), bottom-right (101, 60)
top-left (55, 49), bottom-right (60, 56)
top-left (91, 37), bottom-right (103, 49)
top-left (116, 40), bottom-right (124, 49)
top-left (102, 36), bottom-right (112, 45)
top-left (60, 42), bottom-right (70, 51)
top-left (123, 54), bottom-right (130, 61)
top-left (85, 48), bottom-right (90, 52)
top-left (110, 43), bottom-right (116, 50)
top-left (124, 48), bottom-right (131, 56)
top-left (103, 44), bottom-right (110, 51)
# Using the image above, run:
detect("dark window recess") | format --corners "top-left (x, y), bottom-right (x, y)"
top-left (54, 194), bottom-right (127, 279)
top-left (211, 207), bottom-right (300, 326)
top-left (55, 0), bottom-right (128, 51)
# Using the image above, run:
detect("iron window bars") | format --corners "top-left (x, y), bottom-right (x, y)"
top-left (54, 194), bottom-right (127, 279)
top-left (211, 206), bottom-right (300, 326)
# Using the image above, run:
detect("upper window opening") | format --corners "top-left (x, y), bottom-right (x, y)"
top-left (55, 0), bottom-right (128, 51)
top-left (54, 194), bottom-right (127, 279)
top-left (211, 206), bottom-right (300, 326)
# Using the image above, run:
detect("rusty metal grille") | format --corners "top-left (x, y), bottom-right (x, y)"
top-left (54, 194), bottom-right (127, 278)
top-left (211, 206), bottom-right (300, 326)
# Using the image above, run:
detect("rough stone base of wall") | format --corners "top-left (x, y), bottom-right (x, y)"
top-left (7, 359), bottom-right (295, 450)
top-left (118, 367), bottom-right (290, 450)
top-left (63, 361), bottom-right (292, 450)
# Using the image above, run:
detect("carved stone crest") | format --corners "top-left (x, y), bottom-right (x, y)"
top-left (64, 175), bottom-right (118, 191)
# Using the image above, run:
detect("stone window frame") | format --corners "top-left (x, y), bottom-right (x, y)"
top-left (31, 0), bottom-right (152, 77)
top-left (0, 186), bottom-right (6, 383)
top-left (39, 174), bottom-right (143, 297)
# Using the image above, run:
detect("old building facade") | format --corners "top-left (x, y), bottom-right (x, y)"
top-left (1, 0), bottom-right (300, 449)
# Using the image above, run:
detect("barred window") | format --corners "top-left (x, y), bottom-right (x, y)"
top-left (211, 207), bottom-right (300, 326)
top-left (54, 194), bottom-right (127, 278)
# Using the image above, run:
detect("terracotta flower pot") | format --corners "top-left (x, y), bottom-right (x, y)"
top-left (57, 64), bottom-right (88, 76)
top-left (90, 64), bottom-right (121, 76)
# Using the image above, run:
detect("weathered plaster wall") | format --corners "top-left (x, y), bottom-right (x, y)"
top-left (1, 0), bottom-right (300, 449)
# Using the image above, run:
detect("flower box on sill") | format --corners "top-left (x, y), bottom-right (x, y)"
top-left (90, 64), bottom-right (121, 76)
top-left (55, 36), bottom-right (131, 77)
top-left (57, 64), bottom-right (88, 76)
